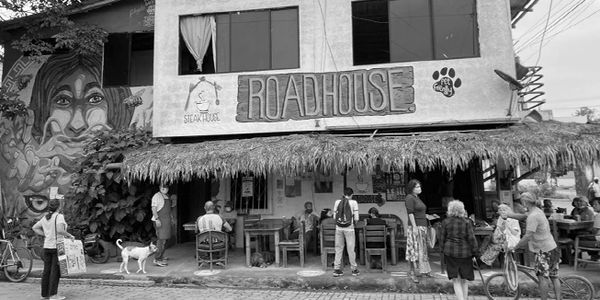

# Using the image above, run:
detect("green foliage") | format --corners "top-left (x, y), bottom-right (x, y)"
top-left (0, 88), bottom-right (28, 120)
top-left (65, 129), bottom-right (161, 242)
top-left (2, 0), bottom-right (108, 58)
top-left (574, 106), bottom-right (600, 123)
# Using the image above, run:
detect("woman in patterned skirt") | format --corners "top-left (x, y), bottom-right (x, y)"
top-left (404, 179), bottom-right (431, 282)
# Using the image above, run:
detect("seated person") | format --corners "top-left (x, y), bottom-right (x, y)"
top-left (320, 208), bottom-right (333, 224)
top-left (366, 207), bottom-right (386, 269)
top-left (543, 199), bottom-right (555, 218)
top-left (580, 198), bottom-right (600, 260)
top-left (571, 196), bottom-right (595, 221)
top-left (480, 204), bottom-right (521, 266)
top-left (197, 201), bottom-right (232, 233)
top-left (290, 201), bottom-right (319, 250)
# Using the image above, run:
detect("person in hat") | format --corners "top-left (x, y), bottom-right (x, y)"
top-left (32, 199), bottom-right (75, 300)
top-left (509, 192), bottom-right (560, 300)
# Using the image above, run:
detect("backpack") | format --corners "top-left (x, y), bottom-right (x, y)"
top-left (335, 198), bottom-right (353, 227)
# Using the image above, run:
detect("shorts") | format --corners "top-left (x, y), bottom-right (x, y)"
top-left (445, 255), bottom-right (475, 281)
top-left (534, 248), bottom-right (560, 278)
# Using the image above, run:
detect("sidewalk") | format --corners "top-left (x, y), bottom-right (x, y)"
top-left (25, 242), bottom-right (600, 297)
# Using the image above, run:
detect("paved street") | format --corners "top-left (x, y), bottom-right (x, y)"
top-left (0, 281), bottom-right (536, 300)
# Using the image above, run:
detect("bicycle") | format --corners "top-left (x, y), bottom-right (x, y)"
top-left (483, 261), bottom-right (595, 300)
top-left (0, 237), bottom-right (33, 282)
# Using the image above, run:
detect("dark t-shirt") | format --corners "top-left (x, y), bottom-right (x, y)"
top-left (405, 194), bottom-right (427, 227)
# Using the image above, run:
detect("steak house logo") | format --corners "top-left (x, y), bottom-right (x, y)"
top-left (236, 67), bottom-right (415, 122)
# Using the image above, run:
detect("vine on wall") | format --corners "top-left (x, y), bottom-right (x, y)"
top-left (65, 129), bottom-right (160, 242)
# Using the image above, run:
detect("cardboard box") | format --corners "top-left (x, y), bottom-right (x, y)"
top-left (57, 239), bottom-right (87, 276)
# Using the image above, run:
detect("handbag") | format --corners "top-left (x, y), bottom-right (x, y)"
top-left (55, 214), bottom-right (87, 276)
top-left (427, 226), bottom-right (437, 249)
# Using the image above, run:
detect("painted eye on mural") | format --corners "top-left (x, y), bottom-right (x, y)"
top-left (54, 96), bottom-right (72, 107)
top-left (87, 94), bottom-right (105, 105)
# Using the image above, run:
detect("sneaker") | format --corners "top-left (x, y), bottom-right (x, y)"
top-left (153, 259), bottom-right (167, 267)
top-left (352, 269), bottom-right (360, 276)
top-left (333, 269), bottom-right (343, 277)
top-left (49, 296), bottom-right (66, 300)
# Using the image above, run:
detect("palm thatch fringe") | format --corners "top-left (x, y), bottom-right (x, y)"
top-left (122, 121), bottom-right (600, 183)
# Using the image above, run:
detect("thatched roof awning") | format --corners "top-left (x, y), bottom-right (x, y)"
top-left (122, 121), bottom-right (600, 183)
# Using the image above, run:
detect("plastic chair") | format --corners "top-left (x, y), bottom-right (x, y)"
top-left (196, 230), bottom-right (228, 271)
top-left (363, 224), bottom-right (387, 272)
top-left (279, 221), bottom-right (305, 267)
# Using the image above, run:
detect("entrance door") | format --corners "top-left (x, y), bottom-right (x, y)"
top-left (177, 177), bottom-right (212, 243)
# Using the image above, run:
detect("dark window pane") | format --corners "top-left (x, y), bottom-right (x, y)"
top-left (103, 33), bottom-right (130, 86)
top-left (432, 0), bottom-right (478, 59)
top-left (271, 8), bottom-right (299, 69)
top-left (352, 0), bottom-right (389, 65)
top-left (230, 11), bottom-right (270, 72)
top-left (216, 14), bottom-right (231, 72)
top-left (130, 33), bottom-right (153, 86)
top-left (389, 0), bottom-right (433, 62)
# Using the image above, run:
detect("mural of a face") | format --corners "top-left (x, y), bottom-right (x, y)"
top-left (48, 68), bottom-right (109, 138)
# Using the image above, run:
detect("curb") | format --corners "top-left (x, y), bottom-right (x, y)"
top-left (26, 277), bottom-right (155, 287)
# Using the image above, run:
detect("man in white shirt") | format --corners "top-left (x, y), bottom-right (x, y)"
top-left (197, 201), bottom-right (232, 233)
top-left (589, 177), bottom-right (600, 200)
top-left (332, 187), bottom-right (360, 277)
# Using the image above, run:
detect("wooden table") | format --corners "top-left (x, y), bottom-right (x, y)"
top-left (355, 221), bottom-right (397, 266)
top-left (244, 219), bottom-right (290, 267)
top-left (555, 220), bottom-right (594, 235)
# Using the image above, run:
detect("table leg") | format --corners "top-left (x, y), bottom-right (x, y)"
top-left (358, 230), bottom-right (365, 265)
top-left (391, 228), bottom-right (397, 265)
top-left (245, 232), bottom-right (251, 267)
top-left (274, 231), bottom-right (280, 267)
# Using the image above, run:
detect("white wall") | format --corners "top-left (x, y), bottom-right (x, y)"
top-left (154, 0), bottom-right (520, 137)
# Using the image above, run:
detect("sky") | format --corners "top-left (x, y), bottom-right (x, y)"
top-left (512, 0), bottom-right (600, 118)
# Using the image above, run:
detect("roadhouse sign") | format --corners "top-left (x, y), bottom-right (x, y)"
top-left (236, 67), bottom-right (415, 122)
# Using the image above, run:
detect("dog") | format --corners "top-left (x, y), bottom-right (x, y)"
top-left (116, 239), bottom-right (158, 274)
top-left (250, 251), bottom-right (275, 268)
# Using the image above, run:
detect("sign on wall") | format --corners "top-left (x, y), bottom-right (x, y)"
top-left (236, 67), bottom-right (415, 122)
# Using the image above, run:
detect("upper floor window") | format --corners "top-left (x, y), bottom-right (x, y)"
top-left (103, 32), bottom-right (154, 87)
top-left (352, 0), bottom-right (479, 65)
top-left (179, 7), bottom-right (299, 75)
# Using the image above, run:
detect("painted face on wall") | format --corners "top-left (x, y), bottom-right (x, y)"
top-left (48, 68), bottom-right (108, 138)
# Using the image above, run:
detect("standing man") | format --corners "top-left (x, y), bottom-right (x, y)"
top-left (332, 187), bottom-right (360, 277)
top-left (151, 183), bottom-right (176, 267)
top-left (588, 177), bottom-right (600, 201)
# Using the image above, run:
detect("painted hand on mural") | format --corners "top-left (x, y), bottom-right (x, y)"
top-left (128, 87), bottom-right (153, 130)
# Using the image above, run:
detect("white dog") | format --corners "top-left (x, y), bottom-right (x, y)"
top-left (116, 239), bottom-right (158, 274)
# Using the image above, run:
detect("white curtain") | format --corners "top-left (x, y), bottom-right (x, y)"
top-left (180, 15), bottom-right (216, 71)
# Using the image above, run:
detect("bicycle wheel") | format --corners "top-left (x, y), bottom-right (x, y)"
top-left (560, 275), bottom-right (595, 300)
top-left (484, 272), bottom-right (521, 300)
top-left (4, 246), bottom-right (33, 282)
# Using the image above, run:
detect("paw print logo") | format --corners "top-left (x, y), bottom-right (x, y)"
top-left (432, 67), bottom-right (462, 97)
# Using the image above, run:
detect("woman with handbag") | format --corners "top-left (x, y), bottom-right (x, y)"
top-left (480, 204), bottom-right (521, 266)
top-left (440, 200), bottom-right (479, 300)
top-left (404, 179), bottom-right (431, 282)
top-left (32, 199), bottom-right (75, 300)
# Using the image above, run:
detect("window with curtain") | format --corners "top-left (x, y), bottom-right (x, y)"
top-left (352, 0), bottom-right (479, 65)
top-left (179, 7), bottom-right (299, 75)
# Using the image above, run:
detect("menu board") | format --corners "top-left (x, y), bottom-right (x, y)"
top-left (371, 171), bottom-right (406, 201)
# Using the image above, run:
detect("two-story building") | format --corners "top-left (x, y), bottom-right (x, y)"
top-left (2, 0), bottom-right (600, 249)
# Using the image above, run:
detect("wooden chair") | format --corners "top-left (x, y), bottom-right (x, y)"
top-left (279, 221), bottom-right (305, 267)
top-left (363, 224), bottom-right (387, 272)
top-left (244, 214), bottom-right (262, 251)
top-left (550, 220), bottom-right (574, 265)
top-left (196, 230), bottom-right (228, 271)
top-left (320, 222), bottom-right (337, 270)
top-left (574, 234), bottom-right (600, 270)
